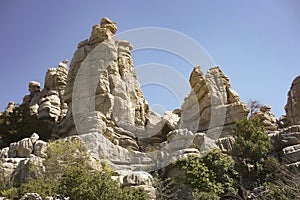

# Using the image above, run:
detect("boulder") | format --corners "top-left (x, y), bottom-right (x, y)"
top-left (30, 133), bottom-right (39, 144)
top-left (0, 147), bottom-right (9, 158)
top-left (216, 136), bottom-right (235, 154)
top-left (20, 193), bottom-right (42, 200)
top-left (33, 140), bottom-right (48, 157)
top-left (270, 125), bottom-right (300, 151)
top-left (281, 143), bottom-right (300, 164)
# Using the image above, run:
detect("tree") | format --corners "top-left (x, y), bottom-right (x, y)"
top-left (247, 99), bottom-right (262, 116)
top-left (233, 118), bottom-right (273, 189)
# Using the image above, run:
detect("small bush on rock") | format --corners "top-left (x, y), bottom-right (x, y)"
top-left (175, 149), bottom-right (239, 197)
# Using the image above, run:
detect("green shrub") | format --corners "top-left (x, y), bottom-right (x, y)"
top-left (233, 118), bottom-right (272, 171)
top-left (192, 191), bottom-right (220, 200)
top-left (1, 139), bottom-right (148, 200)
top-left (175, 149), bottom-right (239, 197)
top-left (233, 118), bottom-right (273, 188)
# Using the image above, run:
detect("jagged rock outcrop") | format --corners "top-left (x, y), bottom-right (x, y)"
top-left (60, 17), bottom-right (211, 172)
top-left (285, 75), bottom-right (300, 126)
top-left (250, 105), bottom-right (277, 131)
top-left (1, 133), bottom-right (47, 159)
top-left (61, 18), bottom-right (156, 150)
top-left (22, 81), bottom-right (41, 115)
top-left (20, 60), bottom-right (68, 123)
top-left (181, 66), bottom-right (249, 139)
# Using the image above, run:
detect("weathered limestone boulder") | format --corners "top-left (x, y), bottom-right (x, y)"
top-left (22, 81), bottom-right (41, 115)
top-left (116, 170), bottom-right (156, 200)
top-left (270, 125), bottom-right (300, 151)
top-left (1, 156), bottom-right (45, 187)
top-left (281, 143), bottom-right (300, 164)
top-left (250, 105), bottom-right (278, 131)
top-left (20, 193), bottom-right (42, 200)
top-left (0, 147), bottom-right (9, 158)
top-left (285, 75), bottom-right (300, 126)
top-left (216, 136), bottom-right (235, 154)
top-left (30, 133), bottom-right (39, 144)
top-left (33, 140), bottom-right (48, 157)
top-left (163, 111), bottom-right (180, 130)
top-left (8, 138), bottom-right (33, 158)
top-left (181, 66), bottom-right (249, 138)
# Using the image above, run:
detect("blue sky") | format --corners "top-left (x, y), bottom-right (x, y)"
top-left (0, 0), bottom-right (299, 117)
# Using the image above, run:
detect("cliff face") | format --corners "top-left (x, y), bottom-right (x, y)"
top-left (285, 76), bottom-right (300, 126)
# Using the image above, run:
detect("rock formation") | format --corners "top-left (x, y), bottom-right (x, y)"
top-left (22, 81), bottom-right (41, 115)
top-left (1, 17), bottom-right (300, 199)
top-left (21, 60), bottom-right (68, 123)
top-left (285, 75), bottom-right (300, 126)
top-left (181, 66), bottom-right (249, 138)
top-left (250, 105), bottom-right (278, 131)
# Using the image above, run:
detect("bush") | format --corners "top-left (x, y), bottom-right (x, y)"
top-left (233, 118), bottom-right (272, 171)
top-left (58, 165), bottom-right (148, 200)
top-left (1, 139), bottom-right (148, 199)
top-left (233, 118), bottom-right (273, 189)
top-left (175, 149), bottom-right (239, 197)
top-left (192, 191), bottom-right (220, 200)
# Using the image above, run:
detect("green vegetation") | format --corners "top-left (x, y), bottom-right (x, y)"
top-left (233, 118), bottom-right (273, 188)
top-left (0, 104), bottom-right (51, 148)
top-left (175, 149), bottom-right (239, 198)
top-left (0, 139), bottom-right (148, 200)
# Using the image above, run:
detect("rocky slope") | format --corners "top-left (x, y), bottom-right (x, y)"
top-left (0, 17), bottom-right (300, 199)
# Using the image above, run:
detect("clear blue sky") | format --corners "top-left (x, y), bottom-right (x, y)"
top-left (0, 0), bottom-right (299, 118)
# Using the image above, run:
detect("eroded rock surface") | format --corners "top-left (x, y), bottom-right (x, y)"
top-left (21, 60), bottom-right (68, 123)
top-left (250, 105), bottom-right (277, 131)
top-left (181, 66), bottom-right (249, 138)
top-left (285, 75), bottom-right (300, 126)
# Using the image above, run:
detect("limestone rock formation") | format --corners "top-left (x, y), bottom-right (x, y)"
top-left (61, 17), bottom-right (193, 156)
top-left (250, 105), bottom-right (278, 131)
top-left (285, 75), bottom-right (300, 126)
top-left (19, 193), bottom-right (42, 200)
top-left (181, 66), bottom-right (249, 138)
top-left (21, 60), bottom-right (68, 123)
top-left (22, 81), bottom-right (41, 115)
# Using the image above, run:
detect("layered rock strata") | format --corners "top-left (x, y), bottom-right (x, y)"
top-left (181, 66), bottom-right (249, 139)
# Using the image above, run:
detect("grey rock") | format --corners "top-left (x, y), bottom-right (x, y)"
top-left (216, 136), bottom-right (235, 154)
top-left (181, 66), bottom-right (249, 138)
top-left (20, 193), bottom-right (42, 200)
top-left (281, 143), bottom-right (300, 164)
top-left (250, 105), bottom-right (277, 131)
top-left (0, 147), bottom-right (9, 158)
top-left (33, 140), bottom-right (48, 157)
top-left (30, 133), bottom-right (39, 144)
top-left (270, 125), bottom-right (300, 151)
top-left (285, 75), bottom-right (300, 125)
